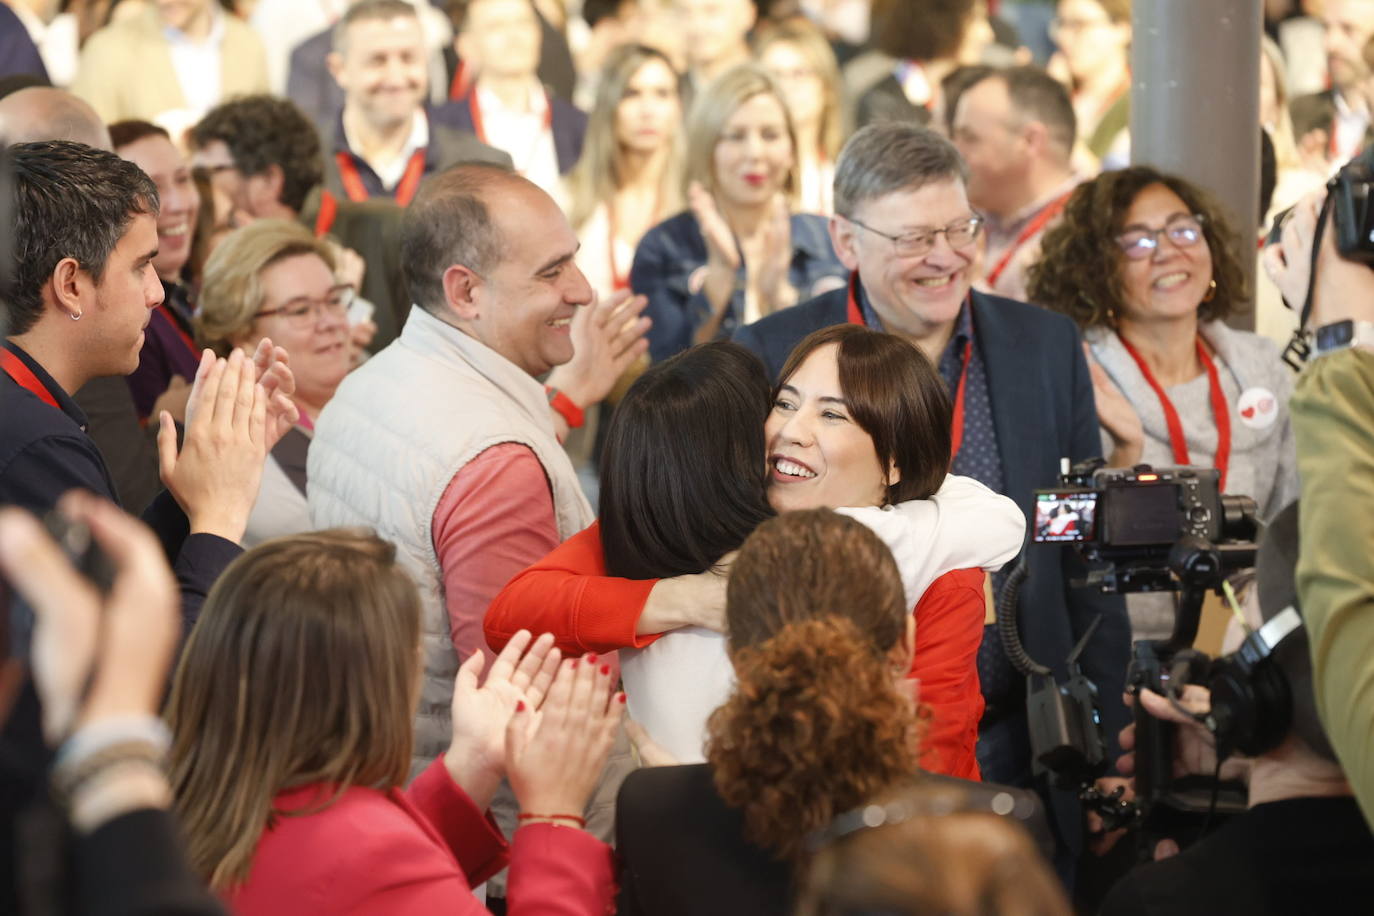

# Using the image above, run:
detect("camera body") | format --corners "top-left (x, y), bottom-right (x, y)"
top-left (1330, 144), bottom-right (1374, 265)
top-left (1033, 463), bottom-right (1256, 594)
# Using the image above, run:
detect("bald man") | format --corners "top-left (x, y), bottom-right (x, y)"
top-left (0, 86), bottom-right (162, 512)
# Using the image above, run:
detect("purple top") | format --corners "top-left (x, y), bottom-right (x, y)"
top-left (126, 287), bottom-right (200, 421)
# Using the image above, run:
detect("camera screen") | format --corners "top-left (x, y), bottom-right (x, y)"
top-left (1033, 492), bottom-right (1098, 542)
top-left (1103, 483), bottom-right (1182, 546)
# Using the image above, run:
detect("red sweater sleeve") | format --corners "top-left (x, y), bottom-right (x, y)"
top-left (506, 825), bottom-right (617, 916)
top-left (909, 568), bottom-right (987, 781)
top-left (483, 522), bottom-right (662, 656)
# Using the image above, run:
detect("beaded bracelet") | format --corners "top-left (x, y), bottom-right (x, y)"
top-left (516, 813), bottom-right (587, 828)
top-left (51, 739), bottom-right (165, 809)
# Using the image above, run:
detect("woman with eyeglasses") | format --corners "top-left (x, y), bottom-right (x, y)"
top-left (1027, 167), bottom-right (1298, 638)
top-left (631, 63), bottom-right (849, 362)
top-left (196, 220), bottom-right (362, 545)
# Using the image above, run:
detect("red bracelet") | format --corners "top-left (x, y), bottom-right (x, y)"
top-left (544, 386), bottom-right (585, 429)
top-left (517, 812), bottom-right (587, 827)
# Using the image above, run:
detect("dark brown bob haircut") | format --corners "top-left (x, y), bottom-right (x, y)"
top-left (1026, 166), bottom-right (1249, 330)
top-left (776, 325), bottom-right (951, 505)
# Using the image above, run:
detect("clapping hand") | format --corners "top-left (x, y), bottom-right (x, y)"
top-left (755, 195), bottom-right (797, 315)
top-left (1084, 344), bottom-right (1143, 468)
top-left (445, 631), bottom-right (562, 809)
top-left (689, 181), bottom-right (741, 315)
top-left (247, 338), bottom-right (298, 450)
top-left (545, 288), bottom-right (651, 414)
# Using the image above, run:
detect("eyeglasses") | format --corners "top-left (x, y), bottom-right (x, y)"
top-left (255, 285), bottom-right (355, 326)
top-left (1115, 213), bottom-right (1206, 261)
top-left (846, 215), bottom-right (984, 258)
top-left (1049, 16), bottom-right (1110, 39)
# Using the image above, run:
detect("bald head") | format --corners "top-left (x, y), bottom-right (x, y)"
top-left (0, 88), bottom-right (112, 151)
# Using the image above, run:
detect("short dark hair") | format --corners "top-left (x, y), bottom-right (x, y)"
top-left (108, 119), bottom-right (169, 150)
top-left (3, 141), bottom-right (158, 335)
top-left (189, 96), bottom-right (324, 213)
top-left (940, 64), bottom-right (995, 134)
top-left (599, 341), bottom-right (775, 580)
top-left (1027, 166), bottom-right (1249, 329)
top-left (400, 162), bottom-right (519, 314)
top-left (871, 0), bottom-right (974, 62)
top-left (777, 325), bottom-right (951, 504)
top-left (980, 65), bottom-right (1077, 159)
top-left (834, 122), bottom-right (967, 218)
top-left (334, 0), bottom-right (418, 54)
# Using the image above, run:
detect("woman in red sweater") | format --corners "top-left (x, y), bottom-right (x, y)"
top-left (486, 328), bottom-right (1026, 780)
top-left (165, 531), bottom-right (624, 915)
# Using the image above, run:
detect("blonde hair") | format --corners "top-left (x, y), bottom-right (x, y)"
top-left (195, 219), bottom-right (336, 356)
top-left (166, 531), bottom-right (423, 891)
top-left (566, 44), bottom-right (685, 230)
top-left (753, 17), bottom-right (844, 162)
top-left (683, 63), bottom-right (799, 202)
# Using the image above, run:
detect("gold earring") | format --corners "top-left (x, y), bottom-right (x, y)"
top-left (1202, 279), bottom-right (1217, 303)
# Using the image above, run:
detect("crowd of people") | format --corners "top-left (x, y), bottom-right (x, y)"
top-left (2, 0), bottom-right (1374, 914)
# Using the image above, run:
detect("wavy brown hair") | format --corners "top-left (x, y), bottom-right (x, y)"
top-left (166, 531), bottom-right (422, 891)
top-left (1025, 166), bottom-right (1249, 330)
top-left (707, 509), bottom-right (915, 861)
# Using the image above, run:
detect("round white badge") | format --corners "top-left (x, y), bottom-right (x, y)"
top-left (1237, 387), bottom-right (1280, 430)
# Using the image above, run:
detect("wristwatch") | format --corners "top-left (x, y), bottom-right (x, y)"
top-left (1311, 319), bottom-right (1374, 358)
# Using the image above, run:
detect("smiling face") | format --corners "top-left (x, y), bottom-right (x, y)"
top-left (236, 253), bottom-right (352, 407)
top-left (711, 92), bottom-right (794, 207)
top-left (832, 177), bottom-right (977, 340)
top-left (465, 184), bottom-right (594, 376)
top-left (614, 58), bottom-right (681, 155)
top-left (764, 343), bottom-right (893, 512)
top-left (1323, 0), bottom-right (1374, 93)
top-left (117, 134), bottom-right (200, 283)
top-left (331, 15), bottom-right (428, 131)
top-left (88, 212), bottom-right (165, 376)
top-left (951, 77), bottom-right (1028, 218)
top-left (1115, 183), bottom-right (1215, 326)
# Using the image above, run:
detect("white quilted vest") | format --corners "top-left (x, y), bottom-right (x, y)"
top-left (307, 305), bottom-right (593, 775)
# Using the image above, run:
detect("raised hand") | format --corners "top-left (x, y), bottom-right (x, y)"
top-left (754, 195), bottom-right (797, 315)
top-left (1084, 343), bottom-right (1143, 468)
top-left (544, 288), bottom-right (651, 411)
top-left (445, 631), bottom-right (562, 809)
top-left (248, 338), bottom-right (299, 450)
top-left (689, 181), bottom-right (741, 316)
top-left (158, 348), bottom-right (268, 543)
top-left (506, 655), bottom-right (623, 822)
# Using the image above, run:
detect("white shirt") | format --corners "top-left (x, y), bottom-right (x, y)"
top-left (1331, 90), bottom-right (1370, 168)
top-left (474, 82), bottom-right (562, 198)
top-left (11, 5), bottom-right (80, 87)
top-left (620, 474), bottom-right (1027, 763)
top-left (345, 110), bottom-right (429, 191)
top-left (163, 8), bottom-right (225, 121)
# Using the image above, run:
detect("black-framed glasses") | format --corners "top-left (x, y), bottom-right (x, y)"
top-left (255, 285), bottom-right (355, 327)
top-left (1115, 213), bottom-right (1206, 261)
top-left (846, 215), bottom-right (984, 258)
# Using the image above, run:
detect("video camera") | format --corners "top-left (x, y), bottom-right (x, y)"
top-left (1001, 460), bottom-right (1259, 841)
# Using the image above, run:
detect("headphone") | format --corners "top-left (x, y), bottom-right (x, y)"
top-left (1205, 605), bottom-right (1302, 760)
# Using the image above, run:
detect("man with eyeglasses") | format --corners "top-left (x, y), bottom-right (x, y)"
top-left (735, 121), bottom-right (1129, 886)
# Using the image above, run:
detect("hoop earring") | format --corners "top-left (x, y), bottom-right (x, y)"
top-left (1202, 279), bottom-right (1217, 303)
top-left (69, 309), bottom-right (82, 321)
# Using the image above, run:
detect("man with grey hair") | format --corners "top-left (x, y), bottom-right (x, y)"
top-left (735, 121), bottom-right (1129, 882)
top-left (307, 165), bottom-right (647, 881)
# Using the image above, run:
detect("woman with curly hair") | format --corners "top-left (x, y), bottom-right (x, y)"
top-left (1027, 166), bottom-right (1298, 637)
top-left (614, 509), bottom-right (1048, 915)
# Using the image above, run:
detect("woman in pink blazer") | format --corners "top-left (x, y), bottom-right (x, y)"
top-left (164, 530), bottom-right (623, 915)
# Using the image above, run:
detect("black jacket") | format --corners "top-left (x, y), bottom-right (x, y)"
top-left (733, 284), bottom-right (1132, 864)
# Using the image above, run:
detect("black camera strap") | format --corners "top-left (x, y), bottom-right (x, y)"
top-left (1301, 187), bottom-right (1338, 331)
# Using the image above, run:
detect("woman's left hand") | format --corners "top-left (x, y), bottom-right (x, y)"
top-left (755, 195), bottom-right (797, 315)
top-left (445, 631), bottom-right (562, 808)
top-left (1084, 343), bottom-right (1143, 467)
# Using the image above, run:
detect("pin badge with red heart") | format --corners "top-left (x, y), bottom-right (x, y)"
top-left (1237, 387), bottom-right (1279, 430)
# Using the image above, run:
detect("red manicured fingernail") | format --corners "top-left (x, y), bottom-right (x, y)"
top-left (587, 652), bottom-right (599, 663)
top-left (600, 664), bottom-right (610, 675)
top-left (517, 701), bottom-right (526, 712)
top-left (570, 659), bottom-right (578, 669)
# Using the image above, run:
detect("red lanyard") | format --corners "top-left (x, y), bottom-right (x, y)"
top-left (985, 191), bottom-right (1073, 290)
top-left (1118, 335), bottom-right (1231, 491)
top-left (335, 148), bottom-right (426, 207)
top-left (1, 348), bottom-right (60, 409)
top-left (155, 305), bottom-right (199, 360)
top-left (845, 273), bottom-right (973, 461)
top-left (315, 189), bottom-right (339, 238)
top-left (467, 88), bottom-right (553, 148)
top-left (449, 59), bottom-right (474, 101)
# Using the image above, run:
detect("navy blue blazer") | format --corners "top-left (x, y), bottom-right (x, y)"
top-left (734, 284), bottom-right (1132, 862)
top-left (431, 93), bottom-right (586, 175)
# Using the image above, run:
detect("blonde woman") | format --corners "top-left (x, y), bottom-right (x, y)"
top-left (195, 220), bottom-right (356, 545)
top-left (566, 43), bottom-right (685, 299)
top-left (632, 63), bottom-right (847, 361)
top-left (755, 17), bottom-right (845, 214)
